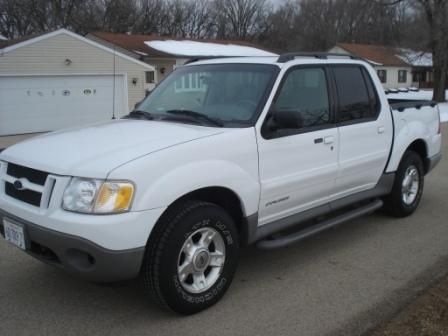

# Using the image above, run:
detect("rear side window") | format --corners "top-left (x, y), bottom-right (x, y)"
top-left (362, 67), bottom-right (380, 116)
top-left (333, 66), bottom-right (379, 123)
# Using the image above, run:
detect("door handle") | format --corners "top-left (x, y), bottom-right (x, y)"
top-left (378, 126), bottom-right (385, 134)
top-left (323, 136), bottom-right (334, 145)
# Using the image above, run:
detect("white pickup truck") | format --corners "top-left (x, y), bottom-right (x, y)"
top-left (0, 53), bottom-right (442, 314)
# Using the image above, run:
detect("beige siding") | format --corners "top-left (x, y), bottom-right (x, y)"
top-left (0, 33), bottom-right (150, 110)
top-left (374, 66), bottom-right (413, 89)
top-left (147, 59), bottom-right (176, 81)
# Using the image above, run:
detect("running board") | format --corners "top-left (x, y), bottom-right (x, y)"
top-left (256, 199), bottom-right (383, 250)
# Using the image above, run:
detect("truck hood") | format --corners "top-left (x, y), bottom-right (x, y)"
top-left (0, 120), bottom-right (223, 178)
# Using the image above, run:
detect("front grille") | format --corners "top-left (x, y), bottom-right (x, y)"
top-left (5, 182), bottom-right (42, 206)
top-left (7, 163), bottom-right (48, 186)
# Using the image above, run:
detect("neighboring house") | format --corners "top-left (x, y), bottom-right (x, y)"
top-left (329, 43), bottom-right (413, 89)
top-left (0, 29), bottom-right (154, 136)
top-left (86, 32), bottom-right (277, 90)
top-left (398, 50), bottom-right (434, 89)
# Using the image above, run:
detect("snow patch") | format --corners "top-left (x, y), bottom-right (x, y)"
top-left (133, 50), bottom-right (148, 56)
top-left (145, 40), bottom-right (277, 57)
top-left (398, 49), bottom-right (433, 67)
top-left (439, 103), bottom-right (448, 123)
top-left (366, 59), bottom-right (383, 66)
top-left (0, 34), bottom-right (7, 41)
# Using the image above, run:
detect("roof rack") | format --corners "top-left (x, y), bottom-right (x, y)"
top-left (184, 56), bottom-right (245, 65)
top-left (277, 52), bottom-right (364, 63)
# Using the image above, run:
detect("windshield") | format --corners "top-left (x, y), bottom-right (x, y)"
top-left (136, 63), bottom-right (279, 127)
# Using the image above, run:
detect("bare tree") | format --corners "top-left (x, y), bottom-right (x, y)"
top-left (418, 0), bottom-right (447, 101)
top-left (0, 0), bottom-right (38, 38)
top-left (378, 0), bottom-right (446, 101)
top-left (212, 0), bottom-right (270, 40)
top-left (133, 0), bottom-right (166, 35)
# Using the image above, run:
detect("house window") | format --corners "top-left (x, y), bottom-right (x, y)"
top-left (377, 70), bottom-right (387, 83)
top-left (398, 70), bottom-right (407, 83)
top-left (145, 71), bottom-right (155, 84)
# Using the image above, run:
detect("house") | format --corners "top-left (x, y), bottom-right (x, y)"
top-left (329, 43), bottom-right (413, 89)
top-left (0, 29), bottom-right (155, 136)
top-left (86, 32), bottom-right (277, 87)
top-left (398, 50), bottom-right (434, 88)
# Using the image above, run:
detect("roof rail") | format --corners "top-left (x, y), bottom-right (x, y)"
top-left (184, 56), bottom-right (244, 65)
top-left (277, 52), bottom-right (364, 63)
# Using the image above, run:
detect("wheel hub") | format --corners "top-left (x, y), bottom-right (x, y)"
top-left (401, 165), bottom-right (420, 205)
top-left (193, 250), bottom-right (210, 271)
top-left (177, 227), bottom-right (226, 294)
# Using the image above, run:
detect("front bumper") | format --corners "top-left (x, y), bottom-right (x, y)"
top-left (0, 209), bottom-right (145, 282)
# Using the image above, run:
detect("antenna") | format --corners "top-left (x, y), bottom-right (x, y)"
top-left (112, 41), bottom-right (116, 120)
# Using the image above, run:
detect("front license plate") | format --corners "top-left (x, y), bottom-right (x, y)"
top-left (3, 219), bottom-right (26, 250)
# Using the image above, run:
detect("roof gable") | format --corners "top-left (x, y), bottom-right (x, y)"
top-left (0, 29), bottom-right (154, 70)
top-left (336, 43), bottom-right (409, 67)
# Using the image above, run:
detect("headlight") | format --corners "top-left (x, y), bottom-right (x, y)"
top-left (62, 178), bottom-right (134, 214)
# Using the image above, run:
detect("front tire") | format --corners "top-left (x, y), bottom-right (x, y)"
top-left (385, 150), bottom-right (424, 217)
top-left (141, 201), bottom-right (239, 315)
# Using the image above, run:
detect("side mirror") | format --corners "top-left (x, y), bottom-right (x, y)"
top-left (269, 108), bottom-right (303, 130)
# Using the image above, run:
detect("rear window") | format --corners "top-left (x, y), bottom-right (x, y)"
top-left (333, 66), bottom-right (379, 123)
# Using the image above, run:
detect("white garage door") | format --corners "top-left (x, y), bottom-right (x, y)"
top-left (0, 75), bottom-right (126, 136)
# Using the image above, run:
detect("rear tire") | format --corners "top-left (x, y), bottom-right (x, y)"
top-left (384, 150), bottom-right (424, 217)
top-left (141, 200), bottom-right (239, 315)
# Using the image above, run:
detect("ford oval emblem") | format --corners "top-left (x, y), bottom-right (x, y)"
top-left (13, 180), bottom-right (24, 190)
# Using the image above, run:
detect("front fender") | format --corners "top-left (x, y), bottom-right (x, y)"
top-left (135, 160), bottom-right (260, 216)
top-left (107, 128), bottom-right (261, 217)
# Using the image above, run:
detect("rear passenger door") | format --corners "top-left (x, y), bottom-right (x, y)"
top-left (332, 65), bottom-right (393, 198)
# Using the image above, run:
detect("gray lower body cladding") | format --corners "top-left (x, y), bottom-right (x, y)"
top-left (425, 153), bottom-right (442, 174)
top-left (246, 173), bottom-right (396, 245)
top-left (0, 209), bottom-right (144, 282)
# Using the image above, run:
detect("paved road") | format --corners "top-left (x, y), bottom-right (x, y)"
top-left (1, 126), bottom-right (448, 336)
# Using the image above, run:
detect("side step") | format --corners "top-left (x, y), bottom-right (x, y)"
top-left (256, 199), bottom-right (383, 250)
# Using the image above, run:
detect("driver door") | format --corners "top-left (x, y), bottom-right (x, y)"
top-left (256, 66), bottom-right (339, 226)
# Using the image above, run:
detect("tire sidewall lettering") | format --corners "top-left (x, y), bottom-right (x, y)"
top-left (173, 274), bottom-right (227, 304)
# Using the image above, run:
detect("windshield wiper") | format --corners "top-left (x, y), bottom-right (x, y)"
top-left (124, 110), bottom-right (154, 120)
top-left (165, 110), bottom-right (224, 127)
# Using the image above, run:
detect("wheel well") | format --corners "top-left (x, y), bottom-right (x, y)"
top-left (406, 139), bottom-right (428, 173)
top-left (165, 187), bottom-right (247, 243)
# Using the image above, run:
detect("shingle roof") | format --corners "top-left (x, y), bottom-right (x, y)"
top-left (88, 32), bottom-right (274, 58)
top-left (336, 43), bottom-right (409, 66)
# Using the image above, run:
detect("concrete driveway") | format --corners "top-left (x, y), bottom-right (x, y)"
top-left (1, 126), bottom-right (448, 336)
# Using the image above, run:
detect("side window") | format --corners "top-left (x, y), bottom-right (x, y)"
top-left (377, 70), bottom-right (387, 83)
top-left (333, 66), bottom-right (376, 123)
top-left (273, 67), bottom-right (330, 128)
top-left (398, 70), bottom-right (407, 83)
top-left (361, 68), bottom-right (381, 117)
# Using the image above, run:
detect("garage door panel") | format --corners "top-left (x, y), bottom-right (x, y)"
top-left (0, 75), bottom-right (125, 136)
